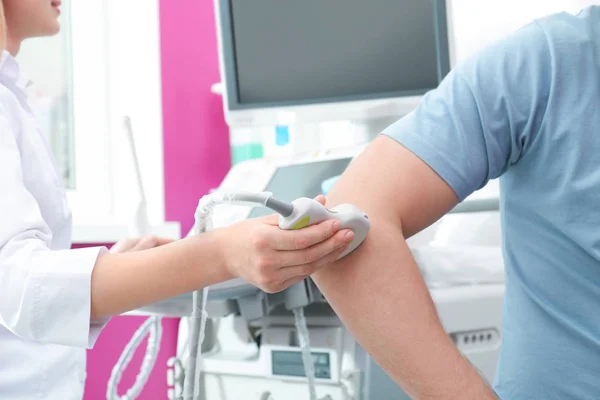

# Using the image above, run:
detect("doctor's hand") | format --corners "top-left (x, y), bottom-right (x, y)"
top-left (110, 236), bottom-right (176, 254)
top-left (222, 195), bottom-right (354, 294)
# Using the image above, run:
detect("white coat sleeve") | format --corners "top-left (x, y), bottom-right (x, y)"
top-left (0, 112), bottom-right (109, 349)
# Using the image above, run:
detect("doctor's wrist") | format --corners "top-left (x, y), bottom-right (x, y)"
top-left (200, 227), bottom-right (236, 283)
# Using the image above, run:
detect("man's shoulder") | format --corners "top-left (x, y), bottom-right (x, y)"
top-left (536, 7), bottom-right (600, 50)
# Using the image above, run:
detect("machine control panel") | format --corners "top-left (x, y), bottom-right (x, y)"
top-left (271, 350), bottom-right (331, 380)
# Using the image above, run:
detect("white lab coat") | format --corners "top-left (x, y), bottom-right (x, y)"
top-left (0, 51), bottom-right (109, 399)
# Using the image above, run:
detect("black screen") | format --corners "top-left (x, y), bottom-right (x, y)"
top-left (222, 0), bottom-right (449, 108)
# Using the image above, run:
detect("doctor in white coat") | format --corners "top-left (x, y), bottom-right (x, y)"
top-left (0, 1), bottom-right (355, 398)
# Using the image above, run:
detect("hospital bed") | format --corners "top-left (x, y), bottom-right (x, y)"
top-left (135, 148), bottom-right (504, 399)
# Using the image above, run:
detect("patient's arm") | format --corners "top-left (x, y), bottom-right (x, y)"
top-left (312, 135), bottom-right (496, 399)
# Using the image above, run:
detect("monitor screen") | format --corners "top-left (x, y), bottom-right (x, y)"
top-left (248, 158), bottom-right (352, 219)
top-left (219, 0), bottom-right (450, 110)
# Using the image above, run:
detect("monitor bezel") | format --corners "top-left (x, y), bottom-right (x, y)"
top-left (214, 0), bottom-right (456, 127)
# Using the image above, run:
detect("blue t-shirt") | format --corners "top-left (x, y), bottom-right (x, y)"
top-left (383, 6), bottom-right (600, 399)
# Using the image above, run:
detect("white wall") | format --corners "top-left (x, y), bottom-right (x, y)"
top-left (16, 1), bottom-right (166, 225)
top-left (105, 0), bottom-right (165, 224)
top-left (450, 0), bottom-right (599, 63)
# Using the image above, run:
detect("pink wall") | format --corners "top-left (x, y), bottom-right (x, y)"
top-left (83, 0), bottom-right (231, 398)
top-left (84, 313), bottom-right (180, 400)
top-left (161, 0), bottom-right (232, 236)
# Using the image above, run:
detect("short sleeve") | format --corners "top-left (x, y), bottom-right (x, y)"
top-left (382, 21), bottom-right (552, 201)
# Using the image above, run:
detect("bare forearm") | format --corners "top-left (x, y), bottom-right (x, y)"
top-left (311, 137), bottom-right (495, 398)
top-left (90, 229), bottom-right (232, 320)
top-left (312, 219), bottom-right (493, 398)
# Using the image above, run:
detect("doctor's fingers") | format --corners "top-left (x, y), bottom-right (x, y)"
top-left (278, 230), bottom-right (353, 270)
top-left (131, 236), bottom-right (176, 251)
top-left (314, 194), bottom-right (326, 205)
top-left (111, 236), bottom-right (176, 253)
top-left (110, 237), bottom-right (138, 253)
top-left (276, 275), bottom-right (308, 293)
top-left (252, 234), bottom-right (350, 293)
top-left (266, 219), bottom-right (345, 251)
top-left (266, 242), bottom-right (351, 293)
